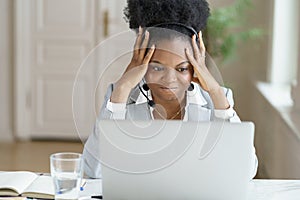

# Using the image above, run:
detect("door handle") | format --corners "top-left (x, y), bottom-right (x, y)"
top-left (103, 10), bottom-right (109, 37)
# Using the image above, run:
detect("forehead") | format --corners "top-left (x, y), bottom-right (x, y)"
top-left (150, 39), bottom-right (191, 64)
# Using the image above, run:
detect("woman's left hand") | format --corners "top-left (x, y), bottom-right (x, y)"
top-left (185, 31), bottom-right (230, 110)
top-left (185, 31), bottom-right (220, 93)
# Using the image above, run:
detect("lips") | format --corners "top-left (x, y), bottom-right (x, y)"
top-left (160, 86), bottom-right (177, 90)
top-left (159, 86), bottom-right (178, 93)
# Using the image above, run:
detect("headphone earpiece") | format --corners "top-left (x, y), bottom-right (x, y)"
top-left (142, 83), bottom-right (150, 91)
top-left (148, 100), bottom-right (155, 107)
top-left (188, 83), bottom-right (194, 91)
top-left (139, 85), bottom-right (155, 107)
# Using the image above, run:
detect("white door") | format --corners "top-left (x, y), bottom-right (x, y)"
top-left (14, 0), bottom-right (128, 140)
top-left (93, 0), bottom-right (134, 112)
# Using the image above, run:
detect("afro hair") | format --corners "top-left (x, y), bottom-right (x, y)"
top-left (124, 0), bottom-right (210, 32)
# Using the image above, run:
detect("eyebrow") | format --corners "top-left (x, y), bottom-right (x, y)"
top-left (150, 60), bottom-right (191, 67)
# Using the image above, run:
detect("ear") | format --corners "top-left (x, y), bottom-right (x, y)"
top-left (192, 77), bottom-right (200, 85)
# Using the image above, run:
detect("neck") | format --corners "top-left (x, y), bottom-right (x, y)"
top-left (152, 96), bottom-right (186, 120)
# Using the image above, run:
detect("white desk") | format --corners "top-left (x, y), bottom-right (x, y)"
top-left (248, 179), bottom-right (300, 200)
top-left (85, 179), bottom-right (300, 200)
top-left (0, 178), bottom-right (299, 200)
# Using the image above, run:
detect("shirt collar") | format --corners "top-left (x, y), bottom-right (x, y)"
top-left (186, 82), bottom-right (207, 106)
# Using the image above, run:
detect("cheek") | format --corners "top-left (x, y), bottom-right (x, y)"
top-left (181, 74), bottom-right (192, 87)
top-left (181, 69), bottom-right (193, 82)
top-left (144, 71), bottom-right (158, 84)
top-left (181, 71), bottom-right (194, 89)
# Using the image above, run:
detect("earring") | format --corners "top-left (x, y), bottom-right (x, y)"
top-left (142, 83), bottom-right (150, 91)
top-left (188, 83), bottom-right (194, 91)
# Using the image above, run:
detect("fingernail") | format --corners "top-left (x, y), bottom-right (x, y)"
top-left (151, 44), bottom-right (155, 49)
top-left (139, 26), bottom-right (143, 35)
top-left (199, 31), bottom-right (202, 37)
top-left (145, 30), bottom-right (149, 37)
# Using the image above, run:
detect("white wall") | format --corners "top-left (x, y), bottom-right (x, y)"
top-left (209, 0), bottom-right (274, 120)
top-left (0, 0), bottom-right (13, 141)
top-left (211, 0), bottom-right (300, 178)
top-left (251, 83), bottom-right (300, 178)
top-left (208, 0), bottom-right (300, 178)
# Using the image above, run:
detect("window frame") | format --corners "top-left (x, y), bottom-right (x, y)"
top-left (268, 0), bottom-right (299, 85)
top-left (269, 0), bottom-right (299, 111)
top-left (292, 8), bottom-right (300, 110)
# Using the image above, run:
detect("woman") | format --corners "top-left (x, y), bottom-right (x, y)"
top-left (83, 0), bottom-right (256, 178)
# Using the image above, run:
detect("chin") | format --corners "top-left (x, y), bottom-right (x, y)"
top-left (153, 89), bottom-right (185, 102)
top-left (161, 95), bottom-right (181, 102)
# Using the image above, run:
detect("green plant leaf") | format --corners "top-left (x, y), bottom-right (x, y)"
top-left (204, 0), bottom-right (263, 64)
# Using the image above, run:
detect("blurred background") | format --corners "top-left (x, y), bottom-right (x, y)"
top-left (0, 0), bottom-right (299, 178)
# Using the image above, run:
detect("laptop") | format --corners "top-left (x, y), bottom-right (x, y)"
top-left (97, 120), bottom-right (255, 200)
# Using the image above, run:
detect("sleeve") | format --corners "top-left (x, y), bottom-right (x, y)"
top-left (83, 83), bottom-right (131, 178)
top-left (214, 88), bottom-right (241, 122)
top-left (99, 84), bottom-right (127, 120)
top-left (82, 119), bottom-right (102, 178)
top-left (216, 88), bottom-right (258, 178)
top-left (82, 83), bottom-right (127, 178)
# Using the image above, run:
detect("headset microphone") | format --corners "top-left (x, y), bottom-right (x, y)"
top-left (139, 85), bottom-right (155, 107)
top-left (148, 99), bottom-right (155, 107)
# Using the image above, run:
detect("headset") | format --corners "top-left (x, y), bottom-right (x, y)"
top-left (138, 84), bottom-right (155, 107)
top-left (144, 22), bottom-right (200, 43)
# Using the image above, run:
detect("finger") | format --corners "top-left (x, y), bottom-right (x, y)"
top-left (134, 44), bottom-right (155, 76)
top-left (185, 48), bottom-right (199, 69)
top-left (198, 31), bottom-right (206, 56)
top-left (143, 44), bottom-right (155, 65)
top-left (133, 26), bottom-right (143, 57)
top-left (186, 48), bottom-right (208, 89)
top-left (139, 30), bottom-right (150, 60)
top-left (186, 48), bottom-right (204, 81)
top-left (191, 34), bottom-right (201, 61)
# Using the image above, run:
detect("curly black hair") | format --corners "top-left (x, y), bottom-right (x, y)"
top-left (124, 0), bottom-right (210, 32)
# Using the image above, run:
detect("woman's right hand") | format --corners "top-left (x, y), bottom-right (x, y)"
top-left (111, 27), bottom-right (156, 103)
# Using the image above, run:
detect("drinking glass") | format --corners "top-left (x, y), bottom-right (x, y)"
top-left (50, 152), bottom-right (83, 200)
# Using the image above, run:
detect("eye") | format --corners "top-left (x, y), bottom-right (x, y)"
top-left (176, 67), bottom-right (189, 72)
top-left (151, 65), bottom-right (164, 71)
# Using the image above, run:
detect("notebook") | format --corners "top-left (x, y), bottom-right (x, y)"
top-left (97, 120), bottom-right (256, 200)
top-left (0, 171), bottom-right (54, 199)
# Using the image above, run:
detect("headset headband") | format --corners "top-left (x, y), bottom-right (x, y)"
top-left (145, 22), bottom-right (200, 41)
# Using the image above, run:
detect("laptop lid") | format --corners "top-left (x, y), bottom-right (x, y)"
top-left (98, 120), bottom-right (255, 200)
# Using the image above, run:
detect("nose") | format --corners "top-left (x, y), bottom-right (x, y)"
top-left (161, 68), bottom-right (177, 82)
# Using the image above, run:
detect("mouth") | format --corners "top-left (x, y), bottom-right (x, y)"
top-left (159, 86), bottom-right (178, 91)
